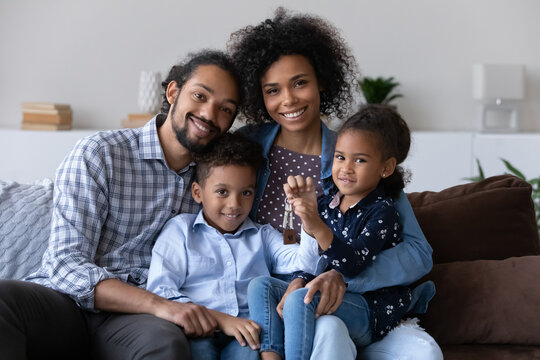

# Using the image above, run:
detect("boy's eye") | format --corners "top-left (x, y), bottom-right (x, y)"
top-left (216, 189), bottom-right (228, 196)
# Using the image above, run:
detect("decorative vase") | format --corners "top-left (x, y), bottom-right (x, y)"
top-left (138, 71), bottom-right (162, 114)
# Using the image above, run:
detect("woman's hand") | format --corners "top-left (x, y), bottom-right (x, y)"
top-left (276, 277), bottom-right (306, 318)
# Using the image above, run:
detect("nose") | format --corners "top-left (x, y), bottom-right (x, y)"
top-left (227, 194), bottom-right (241, 209)
top-left (281, 88), bottom-right (297, 106)
top-left (199, 102), bottom-right (219, 124)
top-left (342, 160), bottom-right (354, 173)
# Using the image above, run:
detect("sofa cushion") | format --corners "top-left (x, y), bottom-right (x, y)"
top-left (420, 255), bottom-right (540, 345)
top-left (407, 175), bottom-right (540, 264)
top-left (0, 179), bottom-right (53, 280)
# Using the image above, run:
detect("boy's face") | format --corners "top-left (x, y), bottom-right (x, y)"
top-left (192, 164), bottom-right (256, 234)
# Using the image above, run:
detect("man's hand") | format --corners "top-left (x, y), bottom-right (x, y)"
top-left (304, 270), bottom-right (347, 317)
top-left (210, 310), bottom-right (261, 350)
top-left (276, 277), bottom-right (306, 318)
top-left (155, 301), bottom-right (218, 337)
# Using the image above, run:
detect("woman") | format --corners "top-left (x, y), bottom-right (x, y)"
top-left (229, 8), bottom-right (442, 360)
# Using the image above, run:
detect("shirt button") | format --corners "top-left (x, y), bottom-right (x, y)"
top-left (226, 261), bottom-right (232, 266)
top-left (171, 209), bottom-right (176, 214)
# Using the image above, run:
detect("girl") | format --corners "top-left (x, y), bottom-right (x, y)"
top-left (249, 105), bottom-right (423, 360)
top-left (228, 8), bottom-right (440, 360)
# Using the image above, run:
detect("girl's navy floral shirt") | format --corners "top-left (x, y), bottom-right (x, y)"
top-left (293, 184), bottom-right (412, 340)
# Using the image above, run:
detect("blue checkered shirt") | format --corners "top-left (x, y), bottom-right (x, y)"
top-left (27, 117), bottom-right (201, 311)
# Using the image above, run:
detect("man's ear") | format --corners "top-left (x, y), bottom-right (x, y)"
top-left (191, 181), bottom-right (203, 204)
top-left (382, 157), bottom-right (397, 178)
top-left (166, 81), bottom-right (180, 105)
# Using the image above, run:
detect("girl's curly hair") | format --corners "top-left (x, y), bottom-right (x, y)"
top-left (227, 7), bottom-right (358, 125)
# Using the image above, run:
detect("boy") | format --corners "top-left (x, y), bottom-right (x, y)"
top-left (146, 132), bottom-right (321, 360)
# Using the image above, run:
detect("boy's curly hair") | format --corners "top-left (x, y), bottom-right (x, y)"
top-left (192, 132), bottom-right (264, 186)
top-left (227, 7), bottom-right (358, 125)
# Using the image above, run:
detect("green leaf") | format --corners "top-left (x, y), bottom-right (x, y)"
top-left (500, 158), bottom-right (526, 180)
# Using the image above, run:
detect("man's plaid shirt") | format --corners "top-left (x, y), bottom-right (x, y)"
top-left (27, 118), bottom-right (201, 310)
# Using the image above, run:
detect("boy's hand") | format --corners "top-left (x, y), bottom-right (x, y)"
top-left (210, 310), bottom-right (261, 350)
top-left (156, 301), bottom-right (218, 337)
top-left (276, 277), bottom-right (306, 318)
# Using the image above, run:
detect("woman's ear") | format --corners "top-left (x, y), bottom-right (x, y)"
top-left (191, 181), bottom-right (203, 204)
top-left (166, 81), bottom-right (180, 105)
top-left (382, 157), bottom-right (397, 178)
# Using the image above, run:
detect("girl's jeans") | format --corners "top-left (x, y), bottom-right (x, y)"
top-left (248, 276), bottom-right (372, 360)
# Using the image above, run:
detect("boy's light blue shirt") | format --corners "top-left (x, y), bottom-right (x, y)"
top-left (238, 122), bottom-right (434, 294)
top-left (147, 211), bottom-right (320, 319)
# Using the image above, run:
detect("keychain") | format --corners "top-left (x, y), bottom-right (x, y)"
top-left (282, 199), bottom-right (296, 244)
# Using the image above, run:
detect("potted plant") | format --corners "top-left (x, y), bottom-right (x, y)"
top-left (358, 76), bottom-right (403, 105)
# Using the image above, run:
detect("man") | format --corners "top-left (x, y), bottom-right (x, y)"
top-left (0, 50), bottom-right (241, 360)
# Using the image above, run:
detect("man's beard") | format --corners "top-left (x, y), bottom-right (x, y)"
top-left (170, 102), bottom-right (218, 154)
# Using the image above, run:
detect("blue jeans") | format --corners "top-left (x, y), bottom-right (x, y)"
top-left (189, 331), bottom-right (259, 360)
top-left (248, 276), bottom-right (372, 360)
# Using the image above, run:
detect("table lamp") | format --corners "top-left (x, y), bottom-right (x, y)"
top-left (473, 64), bottom-right (525, 132)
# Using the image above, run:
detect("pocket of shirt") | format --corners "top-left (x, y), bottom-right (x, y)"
top-left (189, 255), bottom-right (216, 269)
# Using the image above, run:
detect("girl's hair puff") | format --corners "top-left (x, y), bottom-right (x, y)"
top-left (339, 105), bottom-right (411, 198)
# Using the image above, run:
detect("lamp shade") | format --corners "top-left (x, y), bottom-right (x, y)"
top-left (473, 64), bottom-right (524, 100)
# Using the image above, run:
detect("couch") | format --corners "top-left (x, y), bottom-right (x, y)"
top-left (1, 175), bottom-right (539, 359)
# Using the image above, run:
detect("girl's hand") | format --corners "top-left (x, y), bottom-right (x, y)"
top-left (284, 175), bottom-right (333, 249)
top-left (210, 310), bottom-right (261, 350)
top-left (276, 277), bottom-right (306, 318)
top-left (283, 175), bottom-right (320, 234)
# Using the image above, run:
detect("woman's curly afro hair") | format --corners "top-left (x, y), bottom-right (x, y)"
top-left (227, 7), bottom-right (358, 125)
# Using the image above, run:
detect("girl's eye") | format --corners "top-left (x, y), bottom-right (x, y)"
top-left (335, 154), bottom-right (344, 161)
top-left (243, 190), bottom-right (253, 196)
top-left (355, 158), bottom-right (366, 163)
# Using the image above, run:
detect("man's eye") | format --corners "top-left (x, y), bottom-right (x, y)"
top-left (194, 92), bottom-right (205, 100)
top-left (221, 106), bottom-right (234, 115)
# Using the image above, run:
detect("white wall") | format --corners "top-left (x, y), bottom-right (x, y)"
top-left (1, 0), bottom-right (539, 132)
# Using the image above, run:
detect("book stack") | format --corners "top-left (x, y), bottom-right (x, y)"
top-left (121, 113), bottom-right (154, 128)
top-left (21, 102), bottom-right (72, 130)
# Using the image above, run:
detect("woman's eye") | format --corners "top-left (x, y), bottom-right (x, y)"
top-left (265, 88), bottom-right (278, 95)
top-left (295, 79), bottom-right (307, 87)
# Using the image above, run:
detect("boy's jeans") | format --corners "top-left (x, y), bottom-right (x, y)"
top-left (189, 331), bottom-right (259, 360)
top-left (248, 276), bottom-right (372, 360)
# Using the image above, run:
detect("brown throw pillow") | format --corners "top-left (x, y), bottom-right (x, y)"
top-left (420, 255), bottom-right (540, 345)
top-left (407, 175), bottom-right (540, 264)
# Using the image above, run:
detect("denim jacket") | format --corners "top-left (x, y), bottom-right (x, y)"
top-left (237, 121), bottom-right (435, 305)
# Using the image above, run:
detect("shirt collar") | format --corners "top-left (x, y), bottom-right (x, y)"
top-left (138, 117), bottom-right (167, 161)
top-left (328, 183), bottom-right (387, 210)
top-left (193, 210), bottom-right (258, 236)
